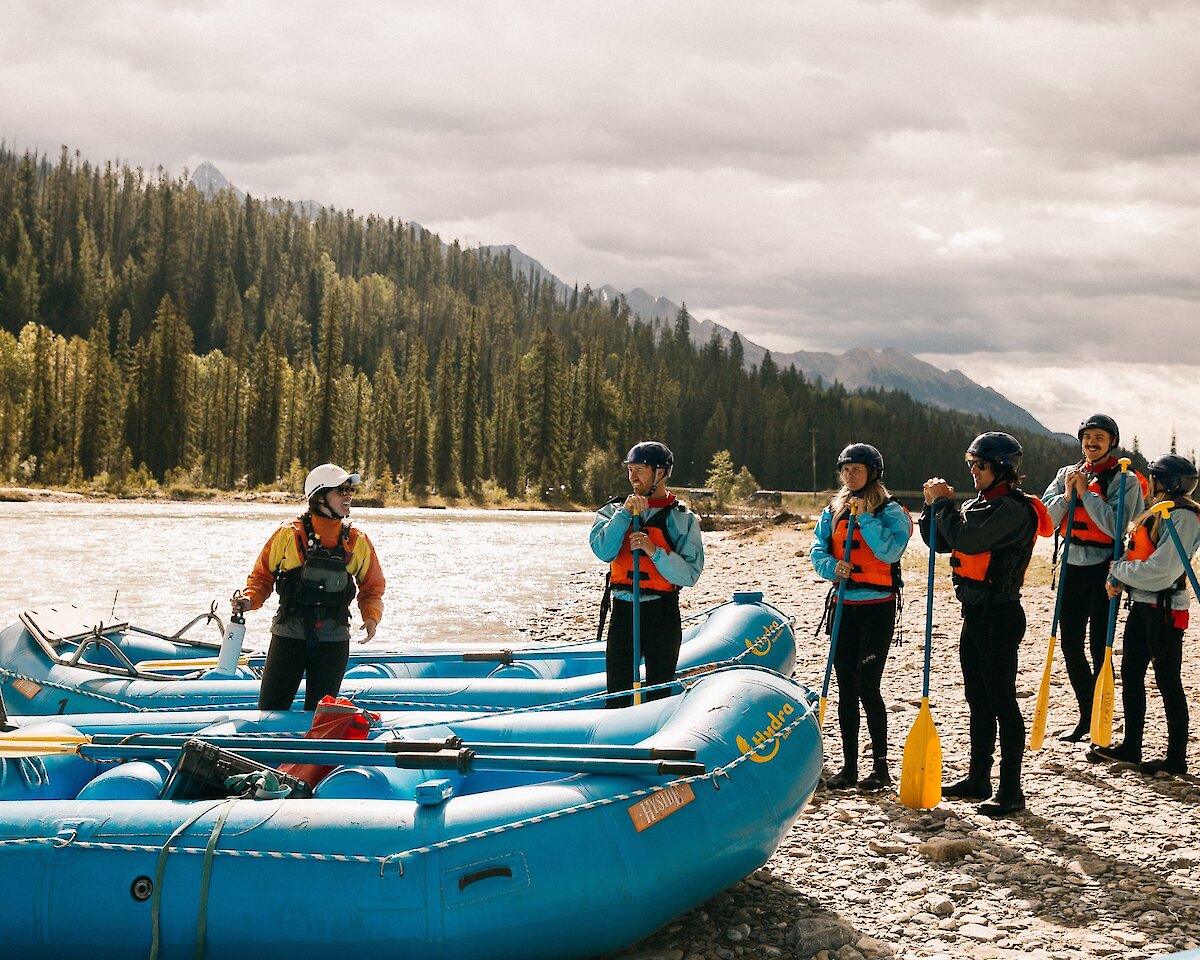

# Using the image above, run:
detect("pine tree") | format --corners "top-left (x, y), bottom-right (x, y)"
top-left (432, 347), bottom-right (461, 495)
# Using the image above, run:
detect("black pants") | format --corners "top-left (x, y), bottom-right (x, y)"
top-left (1059, 559), bottom-right (1111, 721)
top-left (959, 600), bottom-right (1026, 789)
top-left (832, 599), bottom-right (896, 768)
top-left (258, 633), bottom-right (351, 710)
top-left (605, 593), bottom-right (682, 708)
top-left (1119, 602), bottom-right (1189, 764)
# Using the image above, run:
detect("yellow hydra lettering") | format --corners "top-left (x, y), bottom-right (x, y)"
top-left (736, 702), bottom-right (796, 763)
top-left (744, 619), bottom-right (781, 657)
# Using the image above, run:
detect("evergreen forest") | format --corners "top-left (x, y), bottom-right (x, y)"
top-left (0, 145), bottom-right (1081, 503)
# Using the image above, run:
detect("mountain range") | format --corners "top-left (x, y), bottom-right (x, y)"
top-left (189, 166), bottom-right (1054, 437)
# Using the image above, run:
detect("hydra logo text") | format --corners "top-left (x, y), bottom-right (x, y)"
top-left (744, 620), bottom-right (781, 657)
top-left (735, 702), bottom-right (795, 763)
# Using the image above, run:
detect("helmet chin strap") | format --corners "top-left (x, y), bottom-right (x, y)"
top-left (313, 493), bottom-right (346, 520)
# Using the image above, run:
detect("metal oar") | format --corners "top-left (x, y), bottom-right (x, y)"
top-left (136, 646), bottom-right (601, 673)
top-left (0, 736), bottom-right (703, 777)
top-left (0, 731), bottom-right (697, 763)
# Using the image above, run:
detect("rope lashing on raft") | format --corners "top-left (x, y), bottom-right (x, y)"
top-left (0, 753), bottom-right (48, 789)
top-left (0, 666), bottom-right (157, 711)
top-left (0, 704), bottom-right (812, 879)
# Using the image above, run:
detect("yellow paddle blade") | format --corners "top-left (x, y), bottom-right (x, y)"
top-left (0, 735), bottom-right (87, 758)
top-left (1029, 634), bottom-right (1058, 751)
top-left (135, 655), bottom-right (250, 672)
top-left (899, 698), bottom-right (942, 809)
top-left (1090, 650), bottom-right (1115, 747)
top-left (818, 696), bottom-right (827, 729)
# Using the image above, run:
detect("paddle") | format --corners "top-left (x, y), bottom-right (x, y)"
top-left (136, 646), bottom-right (600, 672)
top-left (1090, 457), bottom-right (1131, 748)
top-left (0, 731), bottom-right (698, 762)
top-left (0, 735), bottom-right (704, 777)
top-left (1150, 501), bottom-right (1200, 605)
top-left (631, 506), bottom-right (643, 706)
top-left (899, 504), bottom-right (942, 809)
top-left (1029, 488), bottom-right (1077, 750)
top-left (818, 502), bottom-right (858, 728)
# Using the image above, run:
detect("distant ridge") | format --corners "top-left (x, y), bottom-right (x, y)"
top-left (185, 163), bottom-right (1052, 437)
top-left (589, 288), bottom-right (1054, 438)
top-left (188, 161), bottom-right (321, 218)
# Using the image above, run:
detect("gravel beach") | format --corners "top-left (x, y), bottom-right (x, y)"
top-left (549, 518), bottom-right (1200, 960)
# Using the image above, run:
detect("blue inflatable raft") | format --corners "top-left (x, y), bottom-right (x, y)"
top-left (0, 593), bottom-right (794, 714)
top-left (0, 666), bottom-right (821, 960)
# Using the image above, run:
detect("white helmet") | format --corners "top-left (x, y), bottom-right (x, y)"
top-left (303, 463), bottom-right (360, 500)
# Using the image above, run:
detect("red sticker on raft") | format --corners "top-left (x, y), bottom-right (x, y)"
top-left (628, 782), bottom-right (695, 832)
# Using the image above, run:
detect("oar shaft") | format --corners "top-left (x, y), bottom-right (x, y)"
top-left (79, 733), bottom-right (697, 762)
top-left (76, 741), bottom-right (703, 777)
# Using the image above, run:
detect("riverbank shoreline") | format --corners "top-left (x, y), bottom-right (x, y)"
top-left (601, 522), bottom-right (1200, 960)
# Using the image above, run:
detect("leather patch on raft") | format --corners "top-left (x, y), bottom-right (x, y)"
top-left (628, 782), bottom-right (696, 832)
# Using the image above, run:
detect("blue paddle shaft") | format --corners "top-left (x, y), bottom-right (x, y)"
top-left (1049, 489), bottom-right (1078, 636)
top-left (821, 509), bottom-right (857, 699)
top-left (923, 509), bottom-right (935, 699)
top-left (1160, 511), bottom-right (1200, 606)
top-left (1103, 467), bottom-right (1131, 651)
top-left (631, 512), bottom-right (642, 694)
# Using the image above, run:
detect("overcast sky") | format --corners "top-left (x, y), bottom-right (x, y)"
top-left (3, 0), bottom-right (1198, 458)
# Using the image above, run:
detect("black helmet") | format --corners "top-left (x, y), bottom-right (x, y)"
top-left (837, 443), bottom-right (884, 478)
top-left (967, 432), bottom-right (1023, 472)
top-left (1148, 454), bottom-right (1199, 497)
top-left (625, 441), bottom-right (674, 477)
top-left (1078, 414), bottom-right (1119, 447)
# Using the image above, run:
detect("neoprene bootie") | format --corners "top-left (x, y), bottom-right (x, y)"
top-left (1087, 742), bottom-right (1141, 764)
top-left (858, 758), bottom-right (891, 792)
top-left (1139, 757), bottom-right (1187, 777)
top-left (825, 765), bottom-right (858, 790)
top-left (943, 760), bottom-right (992, 801)
top-left (1060, 719), bottom-right (1090, 743)
top-left (978, 787), bottom-right (1026, 817)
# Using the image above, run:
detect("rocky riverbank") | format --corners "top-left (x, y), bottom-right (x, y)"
top-left (585, 520), bottom-right (1200, 960)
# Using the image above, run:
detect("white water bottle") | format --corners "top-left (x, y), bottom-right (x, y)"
top-left (214, 610), bottom-right (246, 676)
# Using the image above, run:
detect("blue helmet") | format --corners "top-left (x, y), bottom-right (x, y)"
top-left (837, 443), bottom-right (884, 478)
top-left (624, 441), bottom-right (674, 477)
top-left (968, 432), bottom-right (1023, 472)
top-left (1078, 413), bottom-right (1119, 447)
top-left (1148, 454), bottom-right (1198, 497)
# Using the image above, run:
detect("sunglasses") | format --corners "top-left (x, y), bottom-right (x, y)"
top-left (333, 483), bottom-right (356, 495)
top-left (965, 459), bottom-right (992, 472)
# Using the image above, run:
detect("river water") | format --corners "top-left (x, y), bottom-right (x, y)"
top-left (1, 501), bottom-right (601, 649)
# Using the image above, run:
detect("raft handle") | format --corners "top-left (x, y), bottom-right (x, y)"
top-left (458, 865), bottom-right (512, 891)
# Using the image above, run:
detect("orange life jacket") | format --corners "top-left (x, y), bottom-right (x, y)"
top-left (831, 499), bottom-right (912, 592)
top-left (1060, 462), bottom-right (1148, 547)
top-left (951, 491), bottom-right (1053, 591)
top-left (609, 502), bottom-right (684, 594)
top-left (1124, 501), bottom-right (1199, 564)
